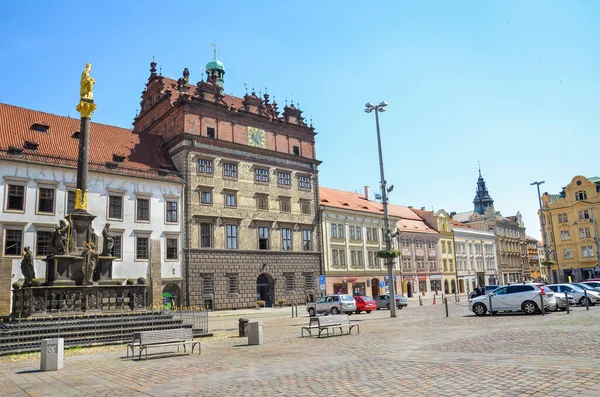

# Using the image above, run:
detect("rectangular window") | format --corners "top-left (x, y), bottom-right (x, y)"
top-left (258, 226), bottom-right (270, 250)
top-left (257, 195), bottom-right (268, 211)
top-left (448, 242), bottom-right (452, 254)
top-left (166, 237), bottom-right (178, 260)
top-left (351, 250), bottom-right (357, 266)
top-left (372, 228), bottom-right (378, 242)
top-left (356, 226), bottom-right (361, 240)
top-left (579, 210), bottom-right (590, 220)
top-left (277, 171), bottom-right (291, 186)
top-left (560, 230), bottom-right (570, 241)
top-left (67, 190), bottom-right (75, 214)
top-left (417, 259), bottom-right (425, 269)
top-left (339, 250), bottom-right (346, 265)
top-left (280, 198), bottom-right (291, 213)
top-left (109, 195), bottom-right (123, 219)
top-left (207, 127), bottom-right (216, 139)
top-left (303, 230), bottom-right (312, 251)
top-left (366, 228), bottom-right (372, 241)
top-left (349, 226), bottom-right (355, 240)
top-left (111, 235), bottom-right (122, 259)
top-left (37, 187), bottom-right (54, 213)
top-left (223, 163), bottom-right (238, 178)
top-left (368, 251), bottom-right (374, 267)
top-left (304, 273), bottom-right (314, 290)
top-left (563, 248), bottom-right (572, 259)
top-left (443, 259), bottom-right (448, 271)
top-left (225, 193), bottom-right (237, 208)
top-left (449, 259), bottom-right (454, 271)
top-left (338, 224), bottom-right (344, 239)
top-left (298, 175), bottom-right (311, 190)
top-left (331, 224), bottom-right (337, 238)
top-left (575, 191), bottom-right (587, 201)
top-left (226, 224), bottom-right (238, 249)
top-left (200, 223), bottom-right (213, 248)
top-left (198, 159), bottom-right (213, 174)
top-left (200, 191), bottom-right (212, 205)
top-left (300, 200), bottom-right (311, 215)
top-left (441, 241), bottom-right (446, 253)
top-left (255, 168), bottom-right (269, 183)
top-left (227, 273), bottom-right (239, 294)
top-left (282, 228), bottom-right (292, 251)
top-left (588, 246), bottom-right (594, 257)
top-left (35, 231), bottom-right (53, 256)
top-left (202, 274), bottom-right (214, 295)
top-left (285, 273), bottom-right (295, 291)
top-left (582, 246), bottom-right (589, 257)
top-left (293, 146), bottom-right (300, 156)
top-left (136, 236), bottom-right (149, 260)
top-left (6, 185), bottom-right (25, 211)
top-left (136, 198), bottom-right (149, 221)
top-left (166, 201), bottom-right (178, 223)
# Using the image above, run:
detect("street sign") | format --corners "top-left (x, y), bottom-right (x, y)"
top-left (319, 275), bottom-right (326, 291)
top-left (379, 281), bottom-right (385, 288)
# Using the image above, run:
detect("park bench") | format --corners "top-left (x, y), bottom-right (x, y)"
top-left (301, 314), bottom-right (359, 338)
top-left (127, 328), bottom-right (200, 360)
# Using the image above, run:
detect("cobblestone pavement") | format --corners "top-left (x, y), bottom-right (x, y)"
top-left (1, 301), bottom-right (600, 396)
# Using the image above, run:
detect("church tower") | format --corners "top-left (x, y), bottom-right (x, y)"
top-left (205, 45), bottom-right (225, 88)
top-left (473, 166), bottom-right (494, 214)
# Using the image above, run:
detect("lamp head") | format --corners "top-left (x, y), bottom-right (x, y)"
top-left (364, 108), bottom-right (373, 113)
top-left (365, 102), bottom-right (375, 108)
top-left (378, 107), bottom-right (386, 112)
top-left (387, 184), bottom-right (394, 193)
top-left (379, 101), bottom-right (388, 107)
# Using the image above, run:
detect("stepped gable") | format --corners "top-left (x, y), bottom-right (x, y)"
top-left (0, 103), bottom-right (181, 182)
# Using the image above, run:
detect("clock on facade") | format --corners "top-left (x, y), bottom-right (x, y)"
top-left (247, 127), bottom-right (266, 148)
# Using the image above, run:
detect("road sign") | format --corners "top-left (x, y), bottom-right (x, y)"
top-left (319, 275), bottom-right (326, 291)
top-left (379, 281), bottom-right (385, 288)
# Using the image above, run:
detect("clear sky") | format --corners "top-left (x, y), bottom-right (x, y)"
top-left (1, 0), bottom-right (598, 240)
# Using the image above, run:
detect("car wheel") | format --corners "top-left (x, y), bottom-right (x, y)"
top-left (580, 297), bottom-right (590, 306)
top-left (522, 300), bottom-right (538, 315)
top-left (308, 308), bottom-right (315, 317)
top-left (386, 303), bottom-right (390, 310)
top-left (376, 307), bottom-right (380, 310)
top-left (331, 307), bottom-right (339, 315)
top-left (397, 304), bottom-right (403, 309)
top-left (473, 303), bottom-right (487, 316)
top-left (355, 309), bottom-right (361, 314)
top-left (366, 310), bottom-right (371, 314)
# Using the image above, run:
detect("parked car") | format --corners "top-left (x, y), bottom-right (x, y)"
top-left (469, 283), bottom-right (556, 316)
top-left (373, 294), bottom-right (408, 310)
top-left (570, 283), bottom-right (600, 305)
top-left (353, 296), bottom-right (377, 314)
top-left (306, 294), bottom-right (357, 317)
top-left (580, 281), bottom-right (600, 291)
top-left (547, 284), bottom-right (598, 306)
top-left (553, 293), bottom-right (575, 311)
top-left (469, 285), bottom-right (502, 300)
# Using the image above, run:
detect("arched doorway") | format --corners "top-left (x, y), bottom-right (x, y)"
top-left (162, 283), bottom-right (180, 309)
top-left (451, 279), bottom-right (456, 294)
top-left (371, 278), bottom-right (380, 297)
top-left (256, 273), bottom-right (274, 307)
top-left (406, 281), bottom-right (413, 298)
top-left (444, 280), bottom-right (449, 294)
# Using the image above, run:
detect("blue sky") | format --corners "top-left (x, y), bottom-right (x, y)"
top-left (1, 0), bottom-right (599, 240)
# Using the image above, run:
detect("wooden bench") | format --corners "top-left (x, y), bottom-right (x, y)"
top-left (301, 314), bottom-right (359, 338)
top-left (127, 328), bottom-right (200, 360)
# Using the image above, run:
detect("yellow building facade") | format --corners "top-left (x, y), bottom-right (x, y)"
top-left (541, 175), bottom-right (600, 282)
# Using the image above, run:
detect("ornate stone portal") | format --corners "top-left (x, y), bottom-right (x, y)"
top-left (12, 64), bottom-right (148, 317)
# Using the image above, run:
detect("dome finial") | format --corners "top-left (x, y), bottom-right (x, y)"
top-left (211, 40), bottom-right (217, 60)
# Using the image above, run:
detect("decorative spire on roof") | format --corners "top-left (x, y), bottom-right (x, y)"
top-left (205, 42), bottom-right (225, 88)
top-left (473, 164), bottom-right (494, 214)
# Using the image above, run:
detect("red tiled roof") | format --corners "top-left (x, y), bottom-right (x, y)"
top-left (397, 218), bottom-right (438, 234)
top-left (0, 103), bottom-right (181, 182)
top-left (319, 187), bottom-right (388, 216)
top-left (161, 77), bottom-right (246, 110)
top-left (386, 204), bottom-right (424, 221)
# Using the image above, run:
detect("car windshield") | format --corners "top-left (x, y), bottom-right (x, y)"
top-left (584, 282), bottom-right (600, 288)
top-left (340, 295), bottom-right (354, 302)
top-left (573, 283), bottom-right (594, 291)
top-left (362, 297), bottom-right (373, 301)
top-left (542, 286), bottom-right (552, 293)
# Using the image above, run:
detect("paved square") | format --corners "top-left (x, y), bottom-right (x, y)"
top-left (1, 301), bottom-right (599, 396)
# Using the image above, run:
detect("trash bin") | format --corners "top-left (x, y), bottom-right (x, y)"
top-left (247, 321), bottom-right (263, 345)
top-left (238, 318), bottom-right (249, 337)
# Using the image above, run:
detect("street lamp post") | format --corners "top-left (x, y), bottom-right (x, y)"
top-left (588, 206), bottom-right (600, 278)
top-left (531, 181), bottom-right (553, 283)
top-left (365, 101), bottom-right (397, 318)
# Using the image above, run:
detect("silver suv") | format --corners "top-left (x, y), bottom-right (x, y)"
top-left (307, 294), bottom-right (357, 317)
top-left (470, 283), bottom-right (556, 316)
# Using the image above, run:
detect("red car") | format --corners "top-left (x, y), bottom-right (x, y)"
top-left (353, 296), bottom-right (376, 314)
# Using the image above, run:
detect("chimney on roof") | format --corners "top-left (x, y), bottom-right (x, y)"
top-left (364, 186), bottom-right (370, 200)
top-left (450, 212), bottom-right (456, 217)
top-left (420, 207), bottom-right (425, 210)
top-left (408, 206), bottom-right (413, 209)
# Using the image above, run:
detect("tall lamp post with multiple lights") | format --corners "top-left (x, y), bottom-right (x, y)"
top-left (365, 101), bottom-right (397, 318)
top-left (531, 180), bottom-right (553, 282)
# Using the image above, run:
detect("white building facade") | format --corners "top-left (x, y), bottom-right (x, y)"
top-left (453, 227), bottom-right (499, 293)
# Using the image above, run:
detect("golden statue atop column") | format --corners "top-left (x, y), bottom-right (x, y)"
top-left (76, 63), bottom-right (97, 118)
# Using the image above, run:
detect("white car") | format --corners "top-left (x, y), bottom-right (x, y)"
top-left (547, 284), bottom-right (599, 306)
top-left (470, 283), bottom-right (555, 316)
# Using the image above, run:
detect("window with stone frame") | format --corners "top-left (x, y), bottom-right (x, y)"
top-left (279, 197), bottom-right (291, 213)
top-left (226, 224), bottom-right (238, 249)
top-left (579, 210), bottom-right (590, 220)
top-left (443, 259), bottom-right (448, 271)
top-left (427, 241), bottom-right (435, 249)
top-left (402, 257), bottom-right (412, 269)
top-left (136, 236), bottom-right (149, 259)
top-left (350, 250), bottom-right (357, 266)
top-left (284, 273), bottom-right (295, 291)
top-left (332, 249), bottom-right (339, 266)
top-left (111, 235), bottom-right (122, 259)
top-left (298, 175), bottom-right (311, 190)
top-left (300, 200), bottom-right (311, 215)
top-left (337, 224), bottom-right (344, 238)
top-left (200, 223), bottom-right (213, 248)
top-left (415, 239), bottom-right (424, 248)
top-left (223, 163), bottom-right (238, 178)
top-left (277, 171), bottom-right (291, 186)
top-left (35, 230), bottom-right (53, 256)
top-left (575, 190), bottom-right (587, 201)
top-left (560, 230), bottom-right (570, 241)
top-left (198, 158), bottom-right (213, 174)
top-left (349, 226), bottom-right (355, 240)
top-left (256, 195), bottom-right (269, 211)
top-left (109, 195), bottom-right (123, 219)
top-left (201, 274), bottom-right (214, 295)
top-left (580, 227), bottom-right (591, 239)
top-left (449, 259), bottom-right (454, 271)
top-left (563, 248), bottom-right (573, 259)
top-left (200, 190), bottom-right (212, 205)
top-left (366, 228), bottom-right (372, 241)
top-left (136, 198), bottom-right (150, 221)
top-left (281, 228), bottom-right (292, 251)
top-left (417, 259), bottom-right (425, 269)
top-left (166, 201), bottom-right (178, 223)
top-left (258, 226), bottom-right (270, 250)
top-left (371, 228), bottom-right (378, 242)
top-left (4, 229), bottom-right (22, 256)
top-left (255, 168), bottom-right (269, 183)
top-left (206, 127), bottom-right (216, 139)
top-left (447, 242), bottom-right (453, 254)
top-left (225, 192), bottom-right (237, 208)
top-left (6, 184), bottom-right (25, 211)
top-left (304, 273), bottom-right (314, 291)
top-left (303, 229), bottom-right (312, 251)
top-left (331, 224), bottom-right (337, 238)
top-left (166, 237), bottom-right (178, 260)
top-left (558, 213), bottom-right (568, 223)
top-left (66, 190), bottom-right (75, 214)
top-left (227, 273), bottom-right (239, 294)
top-left (441, 241), bottom-right (446, 253)
top-left (356, 226), bottom-right (362, 240)
top-left (37, 187), bottom-right (55, 214)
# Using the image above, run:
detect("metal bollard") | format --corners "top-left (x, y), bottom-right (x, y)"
top-left (418, 295), bottom-right (423, 306)
top-left (444, 298), bottom-right (449, 318)
top-left (488, 295), bottom-right (494, 316)
top-left (238, 318), bottom-right (249, 337)
top-left (540, 293), bottom-right (545, 316)
top-left (584, 290), bottom-right (590, 310)
top-left (565, 292), bottom-right (570, 314)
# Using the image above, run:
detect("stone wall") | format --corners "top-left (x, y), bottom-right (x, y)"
top-left (188, 249), bottom-right (320, 310)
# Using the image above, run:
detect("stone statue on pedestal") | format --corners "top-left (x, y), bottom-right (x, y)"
top-left (21, 246), bottom-right (35, 287)
top-left (82, 242), bottom-right (99, 285)
top-left (101, 223), bottom-right (114, 256)
top-left (52, 220), bottom-right (69, 255)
